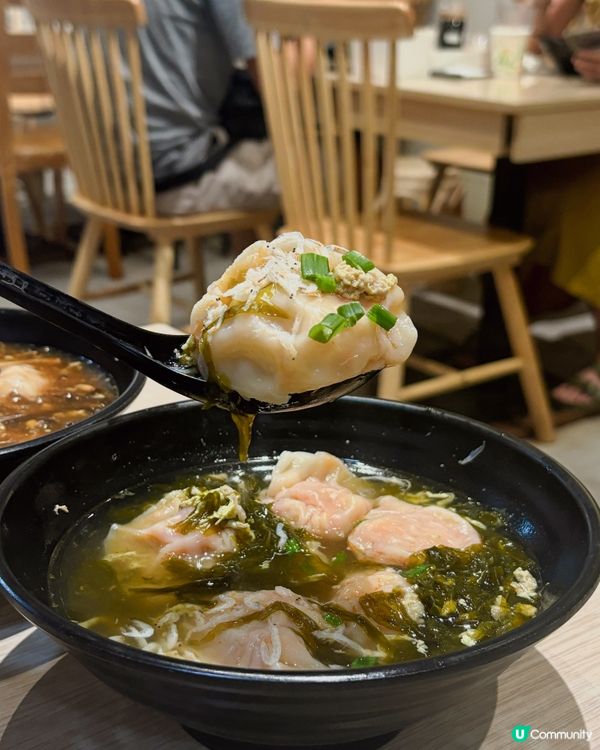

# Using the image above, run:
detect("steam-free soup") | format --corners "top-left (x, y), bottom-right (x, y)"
top-left (0, 342), bottom-right (118, 447)
top-left (49, 451), bottom-right (542, 671)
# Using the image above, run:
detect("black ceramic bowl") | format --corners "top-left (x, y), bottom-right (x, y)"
top-left (0, 308), bottom-right (145, 479)
top-left (0, 399), bottom-right (599, 748)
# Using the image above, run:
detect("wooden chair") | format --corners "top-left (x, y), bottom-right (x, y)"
top-left (423, 147), bottom-right (495, 212)
top-left (0, 0), bottom-right (67, 271)
top-left (24, 0), bottom-right (277, 324)
top-left (246, 0), bottom-right (555, 441)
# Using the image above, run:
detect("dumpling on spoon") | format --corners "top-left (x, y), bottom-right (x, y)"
top-left (186, 232), bottom-right (417, 405)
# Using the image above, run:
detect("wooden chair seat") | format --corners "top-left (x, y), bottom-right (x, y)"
top-left (9, 91), bottom-right (55, 115)
top-left (13, 121), bottom-right (67, 172)
top-left (422, 148), bottom-right (495, 213)
top-left (422, 147), bottom-right (495, 174)
top-left (284, 214), bottom-right (530, 284)
top-left (72, 193), bottom-right (278, 241)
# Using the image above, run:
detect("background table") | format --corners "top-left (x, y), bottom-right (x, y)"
top-left (1, 326), bottom-right (598, 748)
top-left (398, 75), bottom-right (600, 163)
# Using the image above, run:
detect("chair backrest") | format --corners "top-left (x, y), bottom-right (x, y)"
top-left (245, 0), bottom-right (414, 256)
top-left (24, 0), bottom-right (155, 217)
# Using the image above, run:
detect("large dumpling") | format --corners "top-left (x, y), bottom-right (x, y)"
top-left (0, 364), bottom-right (47, 400)
top-left (103, 484), bottom-right (253, 590)
top-left (187, 232), bottom-right (417, 404)
top-left (263, 451), bottom-right (372, 540)
top-left (113, 586), bottom-right (390, 669)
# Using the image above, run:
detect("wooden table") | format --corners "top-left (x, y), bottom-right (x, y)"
top-left (1, 326), bottom-right (598, 748)
top-left (398, 75), bottom-right (600, 163)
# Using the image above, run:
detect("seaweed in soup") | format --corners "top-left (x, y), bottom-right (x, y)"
top-left (48, 454), bottom-right (542, 670)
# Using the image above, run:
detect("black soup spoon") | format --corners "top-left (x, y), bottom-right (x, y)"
top-left (0, 263), bottom-right (377, 414)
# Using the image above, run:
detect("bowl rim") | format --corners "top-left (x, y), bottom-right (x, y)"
top-left (1, 397), bottom-right (599, 684)
top-left (0, 309), bottom-right (146, 458)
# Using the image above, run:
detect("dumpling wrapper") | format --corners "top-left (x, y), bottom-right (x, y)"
top-left (189, 232), bottom-right (417, 404)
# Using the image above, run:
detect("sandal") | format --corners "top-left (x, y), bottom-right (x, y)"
top-left (552, 362), bottom-right (600, 414)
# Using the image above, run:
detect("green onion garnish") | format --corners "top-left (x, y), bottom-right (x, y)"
top-left (367, 304), bottom-right (397, 331)
top-left (301, 252), bottom-right (329, 279)
top-left (308, 302), bottom-right (368, 344)
top-left (403, 563), bottom-right (431, 578)
top-left (351, 656), bottom-right (380, 668)
top-left (323, 612), bottom-right (343, 628)
top-left (308, 313), bottom-right (348, 343)
top-left (332, 550), bottom-right (348, 565)
top-left (342, 250), bottom-right (375, 273)
top-left (284, 538), bottom-right (302, 554)
top-left (301, 253), bottom-right (337, 293)
top-left (338, 302), bottom-right (365, 325)
top-left (315, 274), bottom-right (337, 293)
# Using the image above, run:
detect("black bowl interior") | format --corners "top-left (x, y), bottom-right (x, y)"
top-left (0, 308), bottom-right (145, 477)
top-left (0, 398), bottom-right (598, 746)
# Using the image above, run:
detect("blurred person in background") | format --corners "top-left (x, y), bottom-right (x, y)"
top-left (139, 0), bottom-right (278, 217)
top-left (507, 0), bottom-right (600, 412)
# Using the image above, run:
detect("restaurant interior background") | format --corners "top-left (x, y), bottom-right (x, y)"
top-left (0, 0), bottom-right (598, 498)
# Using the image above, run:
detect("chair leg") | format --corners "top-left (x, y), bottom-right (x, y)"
top-left (0, 173), bottom-right (29, 272)
top-left (426, 164), bottom-right (446, 212)
top-left (53, 168), bottom-right (66, 244)
top-left (377, 291), bottom-right (411, 400)
top-left (69, 217), bottom-right (103, 298)
top-left (255, 222), bottom-right (273, 241)
top-left (149, 237), bottom-right (175, 324)
top-left (186, 237), bottom-right (206, 298)
top-left (103, 224), bottom-right (124, 279)
top-left (493, 265), bottom-right (555, 442)
top-left (21, 172), bottom-right (47, 239)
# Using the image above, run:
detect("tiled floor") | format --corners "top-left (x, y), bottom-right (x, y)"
top-left (2, 232), bottom-right (598, 501)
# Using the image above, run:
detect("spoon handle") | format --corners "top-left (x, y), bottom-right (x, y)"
top-left (0, 262), bottom-right (154, 359)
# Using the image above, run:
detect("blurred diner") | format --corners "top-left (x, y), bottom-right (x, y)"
top-left (141, 0), bottom-right (279, 216)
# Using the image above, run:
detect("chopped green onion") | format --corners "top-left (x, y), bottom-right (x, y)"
top-left (301, 253), bottom-right (337, 294)
top-left (367, 304), bottom-right (397, 331)
top-left (284, 538), bottom-right (302, 554)
top-left (323, 612), bottom-right (343, 628)
top-left (308, 323), bottom-right (334, 344)
top-left (314, 274), bottom-right (337, 293)
top-left (301, 252), bottom-right (330, 280)
top-left (342, 250), bottom-right (375, 273)
top-left (308, 313), bottom-right (348, 343)
top-left (338, 302), bottom-right (365, 325)
top-left (332, 550), bottom-right (348, 565)
top-left (403, 563), bottom-right (431, 578)
top-left (351, 656), bottom-right (380, 668)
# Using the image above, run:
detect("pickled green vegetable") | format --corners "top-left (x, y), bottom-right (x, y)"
top-left (48, 462), bottom-right (542, 669)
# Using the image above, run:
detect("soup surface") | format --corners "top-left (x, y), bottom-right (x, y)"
top-left (0, 342), bottom-right (118, 447)
top-left (49, 451), bottom-right (542, 671)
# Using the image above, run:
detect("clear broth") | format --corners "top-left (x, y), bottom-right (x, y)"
top-left (48, 459), bottom-right (542, 669)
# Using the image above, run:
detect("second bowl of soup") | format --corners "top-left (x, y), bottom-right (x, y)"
top-left (0, 309), bottom-right (145, 478)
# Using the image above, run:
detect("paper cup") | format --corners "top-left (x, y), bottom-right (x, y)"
top-left (490, 26), bottom-right (529, 79)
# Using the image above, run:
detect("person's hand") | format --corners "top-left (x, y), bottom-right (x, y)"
top-left (572, 48), bottom-right (600, 82)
